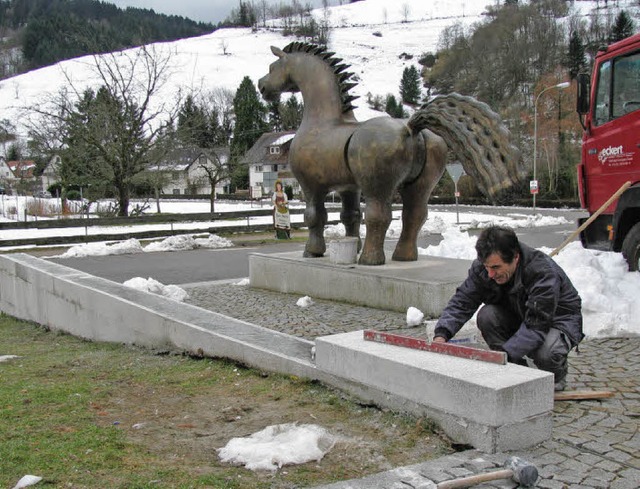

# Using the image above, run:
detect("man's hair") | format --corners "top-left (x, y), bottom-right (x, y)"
top-left (475, 226), bottom-right (520, 263)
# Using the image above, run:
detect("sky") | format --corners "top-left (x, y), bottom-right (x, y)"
top-left (107, 0), bottom-right (325, 24)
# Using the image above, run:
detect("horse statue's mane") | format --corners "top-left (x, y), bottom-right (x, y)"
top-left (282, 41), bottom-right (360, 114)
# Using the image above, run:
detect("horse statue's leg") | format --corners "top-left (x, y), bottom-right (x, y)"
top-left (303, 190), bottom-right (328, 258)
top-left (393, 130), bottom-right (448, 261)
top-left (359, 198), bottom-right (392, 265)
top-left (339, 189), bottom-right (362, 251)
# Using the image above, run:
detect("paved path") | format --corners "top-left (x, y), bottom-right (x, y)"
top-left (186, 283), bottom-right (640, 488)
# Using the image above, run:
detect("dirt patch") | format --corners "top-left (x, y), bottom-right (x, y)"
top-left (90, 358), bottom-right (452, 487)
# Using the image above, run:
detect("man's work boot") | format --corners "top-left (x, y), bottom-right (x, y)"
top-left (554, 360), bottom-right (568, 392)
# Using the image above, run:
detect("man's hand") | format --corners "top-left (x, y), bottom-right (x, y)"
top-left (432, 336), bottom-right (447, 344)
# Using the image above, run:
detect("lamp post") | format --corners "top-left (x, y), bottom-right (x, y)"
top-left (533, 81), bottom-right (570, 212)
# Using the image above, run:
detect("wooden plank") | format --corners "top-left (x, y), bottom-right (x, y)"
top-left (363, 330), bottom-right (507, 365)
top-left (554, 390), bottom-right (615, 401)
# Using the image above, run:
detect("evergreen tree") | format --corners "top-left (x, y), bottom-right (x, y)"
top-left (566, 31), bottom-right (587, 80)
top-left (399, 65), bottom-right (422, 105)
top-left (177, 95), bottom-right (211, 148)
top-left (280, 95), bottom-right (303, 130)
top-left (3, 0), bottom-right (214, 73)
top-left (385, 94), bottom-right (405, 118)
top-left (610, 11), bottom-right (635, 43)
top-left (230, 76), bottom-right (268, 189)
top-left (267, 98), bottom-right (283, 132)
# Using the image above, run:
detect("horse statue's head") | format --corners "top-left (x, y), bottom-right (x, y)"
top-left (258, 42), bottom-right (359, 117)
top-left (258, 46), bottom-right (298, 102)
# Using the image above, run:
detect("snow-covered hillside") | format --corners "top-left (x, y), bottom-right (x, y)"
top-left (0, 0), bottom-right (636, 139)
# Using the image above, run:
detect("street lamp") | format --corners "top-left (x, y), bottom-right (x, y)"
top-left (532, 81), bottom-right (570, 211)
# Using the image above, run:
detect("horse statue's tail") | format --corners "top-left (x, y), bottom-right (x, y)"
top-left (408, 93), bottom-right (525, 200)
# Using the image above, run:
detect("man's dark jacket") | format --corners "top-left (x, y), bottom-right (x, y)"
top-left (434, 243), bottom-right (584, 361)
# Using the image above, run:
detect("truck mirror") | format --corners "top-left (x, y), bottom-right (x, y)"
top-left (576, 73), bottom-right (591, 115)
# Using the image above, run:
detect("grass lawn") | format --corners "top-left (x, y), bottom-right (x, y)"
top-left (0, 314), bottom-right (452, 488)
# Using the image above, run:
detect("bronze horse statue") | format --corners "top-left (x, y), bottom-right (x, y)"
top-left (258, 42), bottom-right (524, 265)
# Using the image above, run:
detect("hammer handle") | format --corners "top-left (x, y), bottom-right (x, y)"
top-left (437, 469), bottom-right (513, 488)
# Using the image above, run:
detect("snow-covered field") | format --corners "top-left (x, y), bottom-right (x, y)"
top-left (1, 0), bottom-right (636, 139)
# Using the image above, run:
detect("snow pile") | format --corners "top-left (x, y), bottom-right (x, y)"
top-left (0, 355), bottom-right (20, 362)
top-left (53, 233), bottom-right (232, 258)
top-left (419, 227), bottom-right (477, 260)
top-left (12, 475), bottom-right (42, 489)
top-left (551, 242), bottom-right (640, 338)
top-left (123, 277), bottom-right (189, 302)
top-left (144, 233), bottom-right (233, 252)
top-left (218, 423), bottom-right (335, 471)
top-left (58, 238), bottom-right (144, 258)
top-left (467, 213), bottom-right (570, 230)
top-left (296, 296), bottom-right (314, 308)
top-left (406, 306), bottom-right (424, 327)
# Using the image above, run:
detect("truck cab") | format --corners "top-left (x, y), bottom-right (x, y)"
top-left (576, 33), bottom-right (640, 270)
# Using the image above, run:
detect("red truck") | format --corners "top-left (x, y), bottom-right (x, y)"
top-left (576, 32), bottom-right (640, 271)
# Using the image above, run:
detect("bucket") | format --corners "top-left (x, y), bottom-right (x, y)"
top-left (328, 237), bottom-right (359, 265)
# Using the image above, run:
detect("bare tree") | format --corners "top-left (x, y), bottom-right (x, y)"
top-left (220, 39), bottom-right (229, 55)
top-left (400, 3), bottom-right (411, 23)
top-left (26, 45), bottom-right (181, 216)
top-left (192, 149), bottom-right (230, 214)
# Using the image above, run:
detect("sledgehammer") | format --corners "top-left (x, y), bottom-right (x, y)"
top-left (437, 456), bottom-right (538, 488)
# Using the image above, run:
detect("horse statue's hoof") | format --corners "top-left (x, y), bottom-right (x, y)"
top-left (303, 250), bottom-right (324, 258)
top-left (358, 252), bottom-right (386, 266)
top-left (391, 251), bottom-right (418, 262)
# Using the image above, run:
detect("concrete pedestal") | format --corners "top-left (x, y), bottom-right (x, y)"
top-left (315, 331), bottom-right (554, 453)
top-left (249, 251), bottom-right (470, 317)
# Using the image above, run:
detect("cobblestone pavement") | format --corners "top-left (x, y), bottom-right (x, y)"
top-left (185, 283), bottom-right (640, 489)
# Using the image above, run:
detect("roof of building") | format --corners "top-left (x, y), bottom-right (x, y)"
top-left (8, 160), bottom-right (36, 178)
top-left (241, 131), bottom-right (296, 166)
top-left (149, 147), bottom-right (230, 172)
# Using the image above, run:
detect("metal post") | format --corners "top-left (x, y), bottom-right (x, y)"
top-left (533, 81), bottom-right (570, 212)
top-left (454, 181), bottom-right (460, 224)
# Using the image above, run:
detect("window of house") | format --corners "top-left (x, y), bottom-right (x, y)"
top-left (173, 189), bottom-right (180, 195)
top-left (269, 146), bottom-right (281, 155)
top-left (256, 165), bottom-right (263, 172)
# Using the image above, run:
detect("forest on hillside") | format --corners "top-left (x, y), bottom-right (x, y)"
top-left (0, 0), bottom-right (214, 77)
top-left (416, 0), bottom-right (638, 202)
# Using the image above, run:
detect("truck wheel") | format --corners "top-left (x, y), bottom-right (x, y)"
top-left (621, 222), bottom-right (640, 272)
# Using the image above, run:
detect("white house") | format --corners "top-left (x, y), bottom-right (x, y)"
top-left (241, 131), bottom-right (299, 197)
top-left (0, 156), bottom-right (12, 189)
top-left (41, 155), bottom-right (61, 192)
top-left (149, 147), bottom-right (231, 196)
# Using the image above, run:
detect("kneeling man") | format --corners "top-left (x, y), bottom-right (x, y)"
top-left (433, 226), bottom-right (583, 391)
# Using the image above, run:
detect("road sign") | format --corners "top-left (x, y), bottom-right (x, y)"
top-left (530, 180), bottom-right (539, 195)
top-left (446, 162), bottom-right (465, 183)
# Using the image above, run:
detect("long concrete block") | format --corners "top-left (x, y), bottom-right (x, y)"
top-left (0, 253), bottom-right (555, 452)
top-left (249, 251), bottom-right (469, 316)
top-left (0, 253), bottom-right (316, 377)
top-left (315, 330), bottom-right (554, 452)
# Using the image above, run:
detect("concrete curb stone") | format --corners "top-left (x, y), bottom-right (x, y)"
top-left (185, 283), bottom-right (640, 489)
